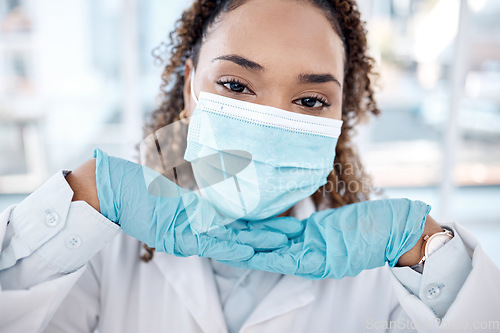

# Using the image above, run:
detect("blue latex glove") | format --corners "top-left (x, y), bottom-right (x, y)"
top-left (221, 199), bottom-right (431, 279)
top-left (93, 148), bottom-right (300, 260)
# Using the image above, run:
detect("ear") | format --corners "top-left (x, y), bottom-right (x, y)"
top-left (183, 58), bottom-right (195, 115)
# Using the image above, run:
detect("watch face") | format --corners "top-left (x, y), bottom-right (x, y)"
top-left (425, 233), bottom-right (453, 257)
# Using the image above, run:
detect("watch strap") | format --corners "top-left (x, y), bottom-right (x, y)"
top-left (417, 227), bottom-right (454, 266)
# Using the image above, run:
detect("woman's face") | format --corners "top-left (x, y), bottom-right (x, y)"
top-left (183, 0), bottom-right (345, 120)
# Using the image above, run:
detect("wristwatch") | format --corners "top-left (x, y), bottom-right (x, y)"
top-left (412, 227), bottom-right (454, 273)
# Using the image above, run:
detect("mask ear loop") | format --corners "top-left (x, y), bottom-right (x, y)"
top-left (190, 69), bottom-right (199, 105)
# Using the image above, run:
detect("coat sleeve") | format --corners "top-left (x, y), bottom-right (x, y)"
top-left (0, 171), bottom-right (121, 333)
top-left (389, 222), bottom-right (500, 332)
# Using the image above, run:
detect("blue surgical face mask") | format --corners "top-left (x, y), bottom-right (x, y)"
top-left (184, 70), bottom-right (342, 221)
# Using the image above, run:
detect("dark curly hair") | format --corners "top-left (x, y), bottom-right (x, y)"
top-left (141, 0), bottom-right (380, 262)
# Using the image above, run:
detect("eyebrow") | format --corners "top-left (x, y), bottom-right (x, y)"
top-left (212, 54), bottom-right (264, 71)
top-left (213, 54), bottom-right (341, 87)
top-left (298, 73), bottom-right (342, 87)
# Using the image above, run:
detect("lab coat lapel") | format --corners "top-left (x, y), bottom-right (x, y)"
top-left (240, 275), bottom-right (316, 331)
top-left (239, 197), bottom-right (317, 330)
top-left (153, 253), bottom-right (227, 333)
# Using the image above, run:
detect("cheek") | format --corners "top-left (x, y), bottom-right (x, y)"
top-left (186, 76), bottom-right (217, 117)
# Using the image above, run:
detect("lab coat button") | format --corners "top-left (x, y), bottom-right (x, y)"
top-left (425, 284), bottom-right (441, 299)
top-left (45, 211), bottom-right (60, 227)
top-left (66, 235), bottom-right (82, 249)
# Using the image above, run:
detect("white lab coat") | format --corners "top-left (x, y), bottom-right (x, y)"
top-left (0, 171), bottom-right (499, 333)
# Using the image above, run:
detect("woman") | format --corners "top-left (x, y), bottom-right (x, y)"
top-left (1, 0), bottom-right (499, 332)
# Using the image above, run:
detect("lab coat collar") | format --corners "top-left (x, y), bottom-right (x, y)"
top-left (153, 197), bottom-right (318, 332)
top-left (153, 253), bottom-right (316, 333)
top-left (243, 196), bottom-right (318, 329)
top-left (153, 253), bottom-right (228, 333)
top-left (240, 275), bottom-right (316, 331)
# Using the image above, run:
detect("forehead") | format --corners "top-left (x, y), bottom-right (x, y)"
top-left (198, 0), bottom-right (345, 78)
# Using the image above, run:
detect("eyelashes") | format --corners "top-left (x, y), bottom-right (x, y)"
top-left (299, 95), bottom-right (331, 108)
top-left (216, 78), bottom-right (252, 94)
top-left (216, 78), bottom-right (331, 109)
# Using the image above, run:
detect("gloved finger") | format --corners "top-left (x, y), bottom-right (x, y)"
top-left (197, 234), bottom-right (254, 261)
top-left (247, 217), bottom-right (304, 239)
top-left (207, 226), bottom-right (289, 250)
top-left (226, 217), bottom-right (304, 239)
top-left (219, 244), bottom-right (307, 276)
top-left (225, 220), bottom-right (249, 230)
top-left (223, 251), bottom-right (299, 275)
top-left (234, 229), bottom-right (289, 250)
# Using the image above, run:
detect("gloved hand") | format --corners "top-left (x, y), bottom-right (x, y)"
top-left (93, 148), bottom-right (301, 261)
top-left (221, 199), bottom-right (431, 279)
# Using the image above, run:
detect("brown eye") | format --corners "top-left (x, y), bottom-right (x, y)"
top-left (217, 79), bottom-right (253, 95)
top-left (301, 97), bottom-right (321, 108)
top-left (225, 82), bottom-right (246, 93)
top-left (294, 96), bottom-right (330, 108)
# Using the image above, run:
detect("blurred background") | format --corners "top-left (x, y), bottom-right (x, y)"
top-left (0, 0), bottom-right (499, 265)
